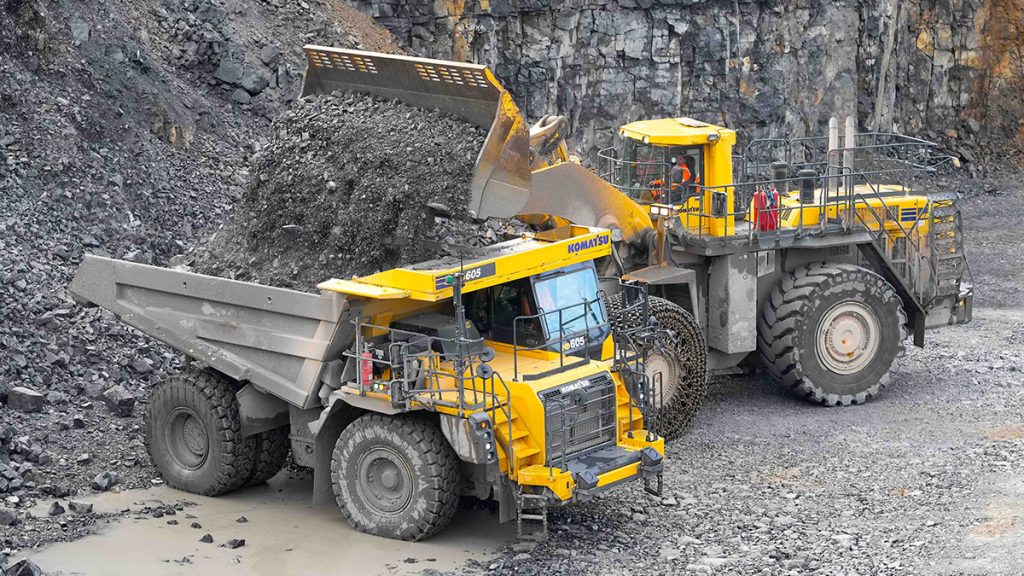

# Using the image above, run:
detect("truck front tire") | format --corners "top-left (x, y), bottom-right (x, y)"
top-left (331, 414), bottom-right (459, 541)
top-left (145, 370), bottom-right (256, 496)
top-left (758, 263), bottom-right (907, 405)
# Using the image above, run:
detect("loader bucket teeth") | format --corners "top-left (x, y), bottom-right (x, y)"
top-left (301, 45), bottom-right (531, 220)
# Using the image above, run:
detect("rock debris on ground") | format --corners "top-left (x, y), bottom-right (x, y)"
top-left (0, 0), bottom-right (401, 554)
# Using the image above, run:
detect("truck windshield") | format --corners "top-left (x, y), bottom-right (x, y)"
top-left (533, 266), bottom-right (606, 343)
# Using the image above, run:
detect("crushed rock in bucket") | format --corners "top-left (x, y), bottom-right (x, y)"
top-left (193, 92), bottom-right (523, 290)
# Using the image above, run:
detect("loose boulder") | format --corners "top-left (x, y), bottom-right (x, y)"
top-left (7, 387), bottom-right (44, 413)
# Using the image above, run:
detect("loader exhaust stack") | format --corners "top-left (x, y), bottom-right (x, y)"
top-left (301, 46), bottom-right (531, 220)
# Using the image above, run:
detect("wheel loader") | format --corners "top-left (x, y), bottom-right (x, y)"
top-left (290, 47), bottom-right (973, 435)
top-left (71, 225), bottom-right (667, 540)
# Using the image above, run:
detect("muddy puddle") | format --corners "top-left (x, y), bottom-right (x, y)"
top-left (24, 473), bottom-right (514, 575)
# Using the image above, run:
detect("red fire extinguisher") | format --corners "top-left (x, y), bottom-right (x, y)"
top-left (359, 350), bottom-right (374, 389)
top-left (753, 186), bottom-right (780, 232)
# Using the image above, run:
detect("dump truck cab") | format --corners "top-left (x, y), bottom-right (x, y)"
top-left (70, 225), bottom-right (666, 541)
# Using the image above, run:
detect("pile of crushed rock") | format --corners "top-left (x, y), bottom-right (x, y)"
top-left (193, 92), bottom-right (524, 290)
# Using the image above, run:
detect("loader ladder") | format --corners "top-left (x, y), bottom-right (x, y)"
top-left (929, 198), bottom-right (968, 298)
top-left (850, 185), bottom-right (969, 345)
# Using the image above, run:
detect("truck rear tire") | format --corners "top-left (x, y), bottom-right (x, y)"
top-left (757, 263), bottom-right (907, 405)
top-left (331, 414), bottom-right (459, 541)
top-left (246, 426), bottom-right (290, 486)
top-left (605, 294), bottom-right (707, 440)
top-left (145, 370), bottom-right (256, 496)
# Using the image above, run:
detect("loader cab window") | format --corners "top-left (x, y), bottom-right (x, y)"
top-left (623, 139), bottom-right (663, 202)
top-left (667, 146), bottom-right (703, 187)
top-left (622, 140), bottom-right (704, 204)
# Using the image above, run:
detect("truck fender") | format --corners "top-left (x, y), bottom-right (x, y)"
top-left (306, 391), bottom-right (364, 505)
top-left (306, 389), bottom-right (424, 505)
top-left (236, 383), bottom-right (290, 438)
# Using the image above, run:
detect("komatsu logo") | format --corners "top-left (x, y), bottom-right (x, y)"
top-left (559, 379), bottom-right (590, 394)
top-left (567, 234), bottom-right (609, 254)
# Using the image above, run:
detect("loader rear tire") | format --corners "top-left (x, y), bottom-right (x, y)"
top-left (331, 414), bottom-right (459, 541)
top-left (605, 294), bottom-right (707, 440)
top-left (246, 426), bottom-right (290, 486)
top-left (145, 370), bottom-right (256, 496)
top-left (757, 263), bottom-right (907, 405)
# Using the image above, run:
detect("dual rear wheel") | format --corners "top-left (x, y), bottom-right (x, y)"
top-left (146, 373), bottom-right (457, 541)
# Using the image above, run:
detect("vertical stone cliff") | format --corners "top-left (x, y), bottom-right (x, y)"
top-left (352, 0), bottom-right (1023, 162)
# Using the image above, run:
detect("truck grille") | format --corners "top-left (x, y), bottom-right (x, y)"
top-left (540, 373), bottom-right (617, 466)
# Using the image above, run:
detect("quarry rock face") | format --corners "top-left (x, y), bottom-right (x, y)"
top-left (353, 0), bottom-right (1023, 161)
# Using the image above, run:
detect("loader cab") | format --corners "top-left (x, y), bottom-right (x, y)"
top-left (465, 262), bottom-right (609, 358)
top-left (599, 117), bottom-right (737, 237)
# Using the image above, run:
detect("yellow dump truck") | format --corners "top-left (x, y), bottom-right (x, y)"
top-left (70, 225), bottom-right (666, 541)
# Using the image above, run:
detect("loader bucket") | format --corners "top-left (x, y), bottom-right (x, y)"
top-left (301, 46), bottom-right (531, 220)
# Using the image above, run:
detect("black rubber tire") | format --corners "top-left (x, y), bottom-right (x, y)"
top-left (605, 294), bottom-right (707, 440)
top-left (246, 426), bottom-right (290, 487)
top-left (757, 263), bottom-right (907, 406)
top-left (331, 414), bottom-right (459, 541)
top-left (145, 370), bottom-right (256, 496)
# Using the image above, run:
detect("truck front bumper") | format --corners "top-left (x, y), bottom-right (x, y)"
top-left (516, 434), bottom-right (665, 503)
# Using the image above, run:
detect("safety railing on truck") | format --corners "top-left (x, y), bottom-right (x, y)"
top-left (345, 318), bottom-right (517, 471)
top-left (512, 280), bottom-right (664, 477)
top-left (510, 297), bottom-right (607, 382)
top-left (601, 281), bottom-right (664, 441)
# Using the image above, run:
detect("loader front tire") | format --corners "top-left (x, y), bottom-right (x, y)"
top-left (246, 426), bottom-right (290, 486)
top-left (605, 294), bottom-right (707, 440)
top-left (758, 263), bottom-right (907, 405)
top-left (331, 414), bottom-right (459, 541)
top-left (145, 370), bottom-right (256, 496)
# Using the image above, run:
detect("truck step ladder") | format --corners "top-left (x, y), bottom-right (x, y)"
top-left (515, 489), bottom-right (548, 541)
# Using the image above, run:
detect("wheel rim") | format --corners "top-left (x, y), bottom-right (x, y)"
top-left (166, 407), bottom-right (209, 471)
top-left (646, 349), bottom-right (680, 409)
top-left (355, 447), bottom-right (414, 516)
top-left (815, 301), bottom-right (881, 375)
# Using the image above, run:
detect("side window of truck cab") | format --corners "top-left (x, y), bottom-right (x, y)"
top-left (465, 281), bottom-right (544, 347)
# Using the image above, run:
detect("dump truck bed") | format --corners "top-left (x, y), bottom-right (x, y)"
top-left (70, 255), bottom-right (349, 408)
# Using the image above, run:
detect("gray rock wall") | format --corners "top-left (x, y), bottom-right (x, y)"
top-left (352, 0), bottom-right (1024, 162)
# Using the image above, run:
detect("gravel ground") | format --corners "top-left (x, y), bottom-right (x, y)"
top-left (453, 178), bottom-right (1024, 576)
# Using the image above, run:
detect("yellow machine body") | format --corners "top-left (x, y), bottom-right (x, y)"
top-left (320, 225), bottom-right (663, 502)
top-left (616, 117), bottom-right (938, 243)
